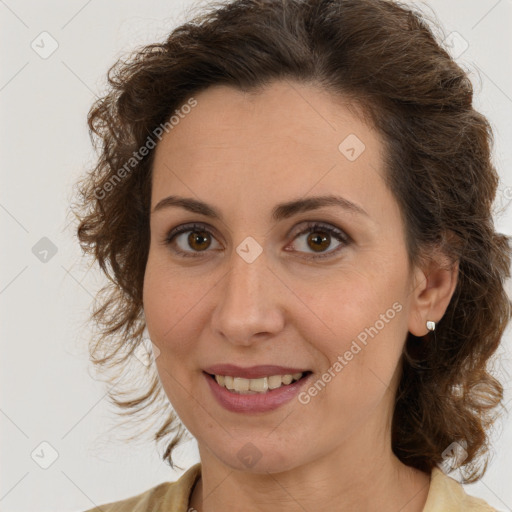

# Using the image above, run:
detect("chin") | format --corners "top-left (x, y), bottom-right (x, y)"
top-left (212, 442), bottom-right (305, 474)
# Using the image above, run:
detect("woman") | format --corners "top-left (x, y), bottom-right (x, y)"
top-left (73, 0), bottom-right (511, 510)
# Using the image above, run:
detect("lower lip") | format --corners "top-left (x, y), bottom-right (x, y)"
top-left (203, 371), bottom-right (312, 413)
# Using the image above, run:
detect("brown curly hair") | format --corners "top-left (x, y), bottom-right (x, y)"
top-left (70, 0), bottom-right (512, 482)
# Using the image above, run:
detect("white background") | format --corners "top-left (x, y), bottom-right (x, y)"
top-left (1, 1), bottom-right (511, 511)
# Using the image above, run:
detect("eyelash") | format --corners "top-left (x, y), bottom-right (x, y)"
top-left (162, 221), bottom-right (351, 260)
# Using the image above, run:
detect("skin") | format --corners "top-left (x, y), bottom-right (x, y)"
top-left (142, 80), bottom-right (458, 512)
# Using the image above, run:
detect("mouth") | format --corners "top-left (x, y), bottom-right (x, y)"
top-left (203, 369), bottom-right (313, 413)
top-left (203, 370), bottom-right (313, 395)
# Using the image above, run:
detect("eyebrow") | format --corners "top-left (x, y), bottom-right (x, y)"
top-left (152, 194), bottom-right (369, 221)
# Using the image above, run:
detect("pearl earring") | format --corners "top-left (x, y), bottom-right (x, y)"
top-left (426, 320), bottom-right (436, 332)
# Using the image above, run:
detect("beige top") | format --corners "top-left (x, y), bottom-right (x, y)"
top-left (81, 463), bottom-right (498, 511)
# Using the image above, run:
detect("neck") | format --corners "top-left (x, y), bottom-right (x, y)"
top-left (188, 443), bottom-right (430, 512)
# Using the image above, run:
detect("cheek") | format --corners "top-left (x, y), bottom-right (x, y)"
top-left (142, 257), bottom-right (201, 358)
top-left (143, 263), bottom-right (202, 409)
top-left (296, 265), bottom-right (407, 393)
top-left (296, 261), bottom-right (404, 337)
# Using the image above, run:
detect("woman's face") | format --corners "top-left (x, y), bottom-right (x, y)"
top-left (143, 80), bottom-right (426, 473)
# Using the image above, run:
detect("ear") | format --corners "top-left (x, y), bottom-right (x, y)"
top-left (408, 250), bottom-right (459, 337)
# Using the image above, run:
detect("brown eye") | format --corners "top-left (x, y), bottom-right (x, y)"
top-left (187, 230), bottom-right (211, 251)
top-left (290, 222), bottom-right (350, 259)
top-left (164, 223), bottom-right (221, 258)
top-left (164, 221), bottom-right (350, 260)
top-left (306, 231), bottom-right (331, 252)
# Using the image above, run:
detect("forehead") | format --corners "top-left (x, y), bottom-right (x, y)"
top-left (151, 80), bottom-right (394, 223)
top-left (156, 81), bottom-right (374, 154)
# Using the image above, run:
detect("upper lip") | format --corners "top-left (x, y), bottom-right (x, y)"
top-left (203, 364), bottom-right (311, 379)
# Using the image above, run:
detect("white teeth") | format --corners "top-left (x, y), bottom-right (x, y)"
top-left (248, 377), bottom-right (268, 392)
top-left (224, 375), bottom-right (234, 389)
top-left (233, 377), bottom-right (250, 392)
top-left (281, 374), bottom-right (293, 385)
top-left (268, 375), bottom-right (283, 389)
top-left (214, 372), bottom-right (304, 394)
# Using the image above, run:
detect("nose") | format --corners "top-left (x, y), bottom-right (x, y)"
top-left (210, 248), bottom-right (285, 346)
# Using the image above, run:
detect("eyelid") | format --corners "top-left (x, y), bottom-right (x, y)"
top-left (162, 220), bottom-right (351, 259)
top-left (162, 222), bottom-right (222, 258)
top-left (285, 221), bottom-right (351, 259)
top-left (287, 220), bottom-right (350, 243)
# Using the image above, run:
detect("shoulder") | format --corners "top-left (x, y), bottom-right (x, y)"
top-left (80, 462), bottom-right (202, 512)
top-left (423, 466), bottom-right (499, 511)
